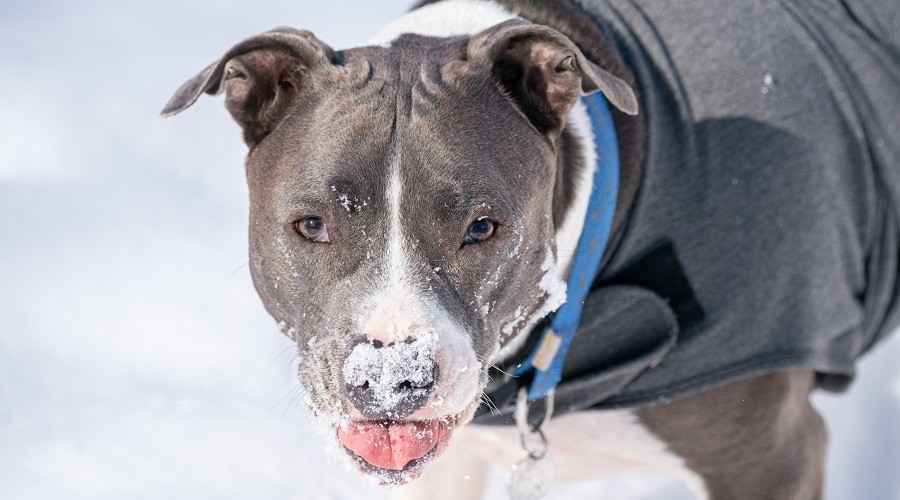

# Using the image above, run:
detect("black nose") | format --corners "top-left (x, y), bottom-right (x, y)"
top-left (343, 337), bottom-right (439, 419)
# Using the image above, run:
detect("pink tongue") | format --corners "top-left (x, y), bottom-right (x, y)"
top-left (338, 421), bottom-right (446, 471)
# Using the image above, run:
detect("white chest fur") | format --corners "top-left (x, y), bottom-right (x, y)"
top-left (459, 410), bottom-right (709, 499)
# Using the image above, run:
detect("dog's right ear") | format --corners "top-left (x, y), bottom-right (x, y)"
top-left (161, 27), bottom-right (337, 145)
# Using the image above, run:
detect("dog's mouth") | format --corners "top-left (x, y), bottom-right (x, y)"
top-left (336, 417), bottom-right (455, 484)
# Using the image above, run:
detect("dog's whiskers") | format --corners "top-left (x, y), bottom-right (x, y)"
top-left (229, 260), bottom-right (249, 276)
top-left (269, 344), bottom-right (299, 365)
top-left (479, 391), bottom-right (501, 416)
top-left (267, 382), bottom-right (305, 417)
top-left (490, 363), bottom-right (515, 378)
top-left (473, 352), bottom-right (517, 379)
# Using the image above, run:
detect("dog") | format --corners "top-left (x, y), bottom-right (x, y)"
top-left (162, 0), bottom-right (900, 498)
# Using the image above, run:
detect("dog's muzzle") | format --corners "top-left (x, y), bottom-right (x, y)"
top-left (342, 335), bottom-right (439, 419)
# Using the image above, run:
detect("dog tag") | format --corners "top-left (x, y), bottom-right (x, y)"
top-left (507, 454), bottom-right (555, 500)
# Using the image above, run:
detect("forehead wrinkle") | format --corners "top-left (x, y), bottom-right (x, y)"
top-left (265, 99), bottom-right (396, 227)
top-left (408, 110), bottom-right (549, 185)
top-left (422, 180), bottom-right (514, 221)
top-left (401, 124), bottom-right (525, 210)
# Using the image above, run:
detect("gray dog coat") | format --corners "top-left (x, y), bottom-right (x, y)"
top-left (475, 0), bottom-right (900, 424)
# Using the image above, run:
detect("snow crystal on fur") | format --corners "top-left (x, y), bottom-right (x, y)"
top-left (538, 247), bottom-right (567, 311)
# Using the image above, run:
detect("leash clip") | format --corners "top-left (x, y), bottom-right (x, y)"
top-left (514, 386), bottom-right (554, 459)
top-left (508, 387), bottom-right (556, 500)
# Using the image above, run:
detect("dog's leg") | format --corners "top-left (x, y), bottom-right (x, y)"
top-left (637, 369), bottom-right (827, 500)
top-left (388, 433), bottom-right (489, 500)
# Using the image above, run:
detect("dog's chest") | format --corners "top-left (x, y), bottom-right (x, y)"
top-left (459, 410), bottom-right (709, 499)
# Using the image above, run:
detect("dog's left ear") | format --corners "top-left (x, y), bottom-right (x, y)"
top-left (466, 19), bottom-right (638, 134)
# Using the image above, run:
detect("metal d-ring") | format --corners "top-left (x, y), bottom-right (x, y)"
top-left (514, 387), bottom-right (554, 460)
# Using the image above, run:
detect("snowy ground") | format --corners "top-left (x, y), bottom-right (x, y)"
top-left (2, 1), bottom-right (899, 499)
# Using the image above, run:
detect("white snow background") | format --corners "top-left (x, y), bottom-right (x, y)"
top-left (1, 1), bottom-right (898, 499)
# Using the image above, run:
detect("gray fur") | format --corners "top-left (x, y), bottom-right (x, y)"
top-left (637, 370), bottom-right (826, 500)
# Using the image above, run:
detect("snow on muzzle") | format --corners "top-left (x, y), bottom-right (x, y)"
top-left (342, 333), bottom-right (439, 419)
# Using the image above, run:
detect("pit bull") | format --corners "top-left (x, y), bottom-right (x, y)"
top-left (162, 0), bottom-right (900, 498)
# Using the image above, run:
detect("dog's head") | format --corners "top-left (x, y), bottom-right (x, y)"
top-left (163, 21), bottom-right (635, 483)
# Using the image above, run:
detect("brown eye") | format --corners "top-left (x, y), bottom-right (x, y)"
top-left (463, 217), bottom-right (497, 245)
top-left (293, 216), bottom-right (330, 243)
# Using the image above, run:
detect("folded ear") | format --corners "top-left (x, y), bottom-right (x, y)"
top-left (161, 27), bottom-right (338, 145)
top-left (467, 19), bottom-right (638, 135)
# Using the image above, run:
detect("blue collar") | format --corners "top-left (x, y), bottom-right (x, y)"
top-left (514, 93), bottom-right (620, 401)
